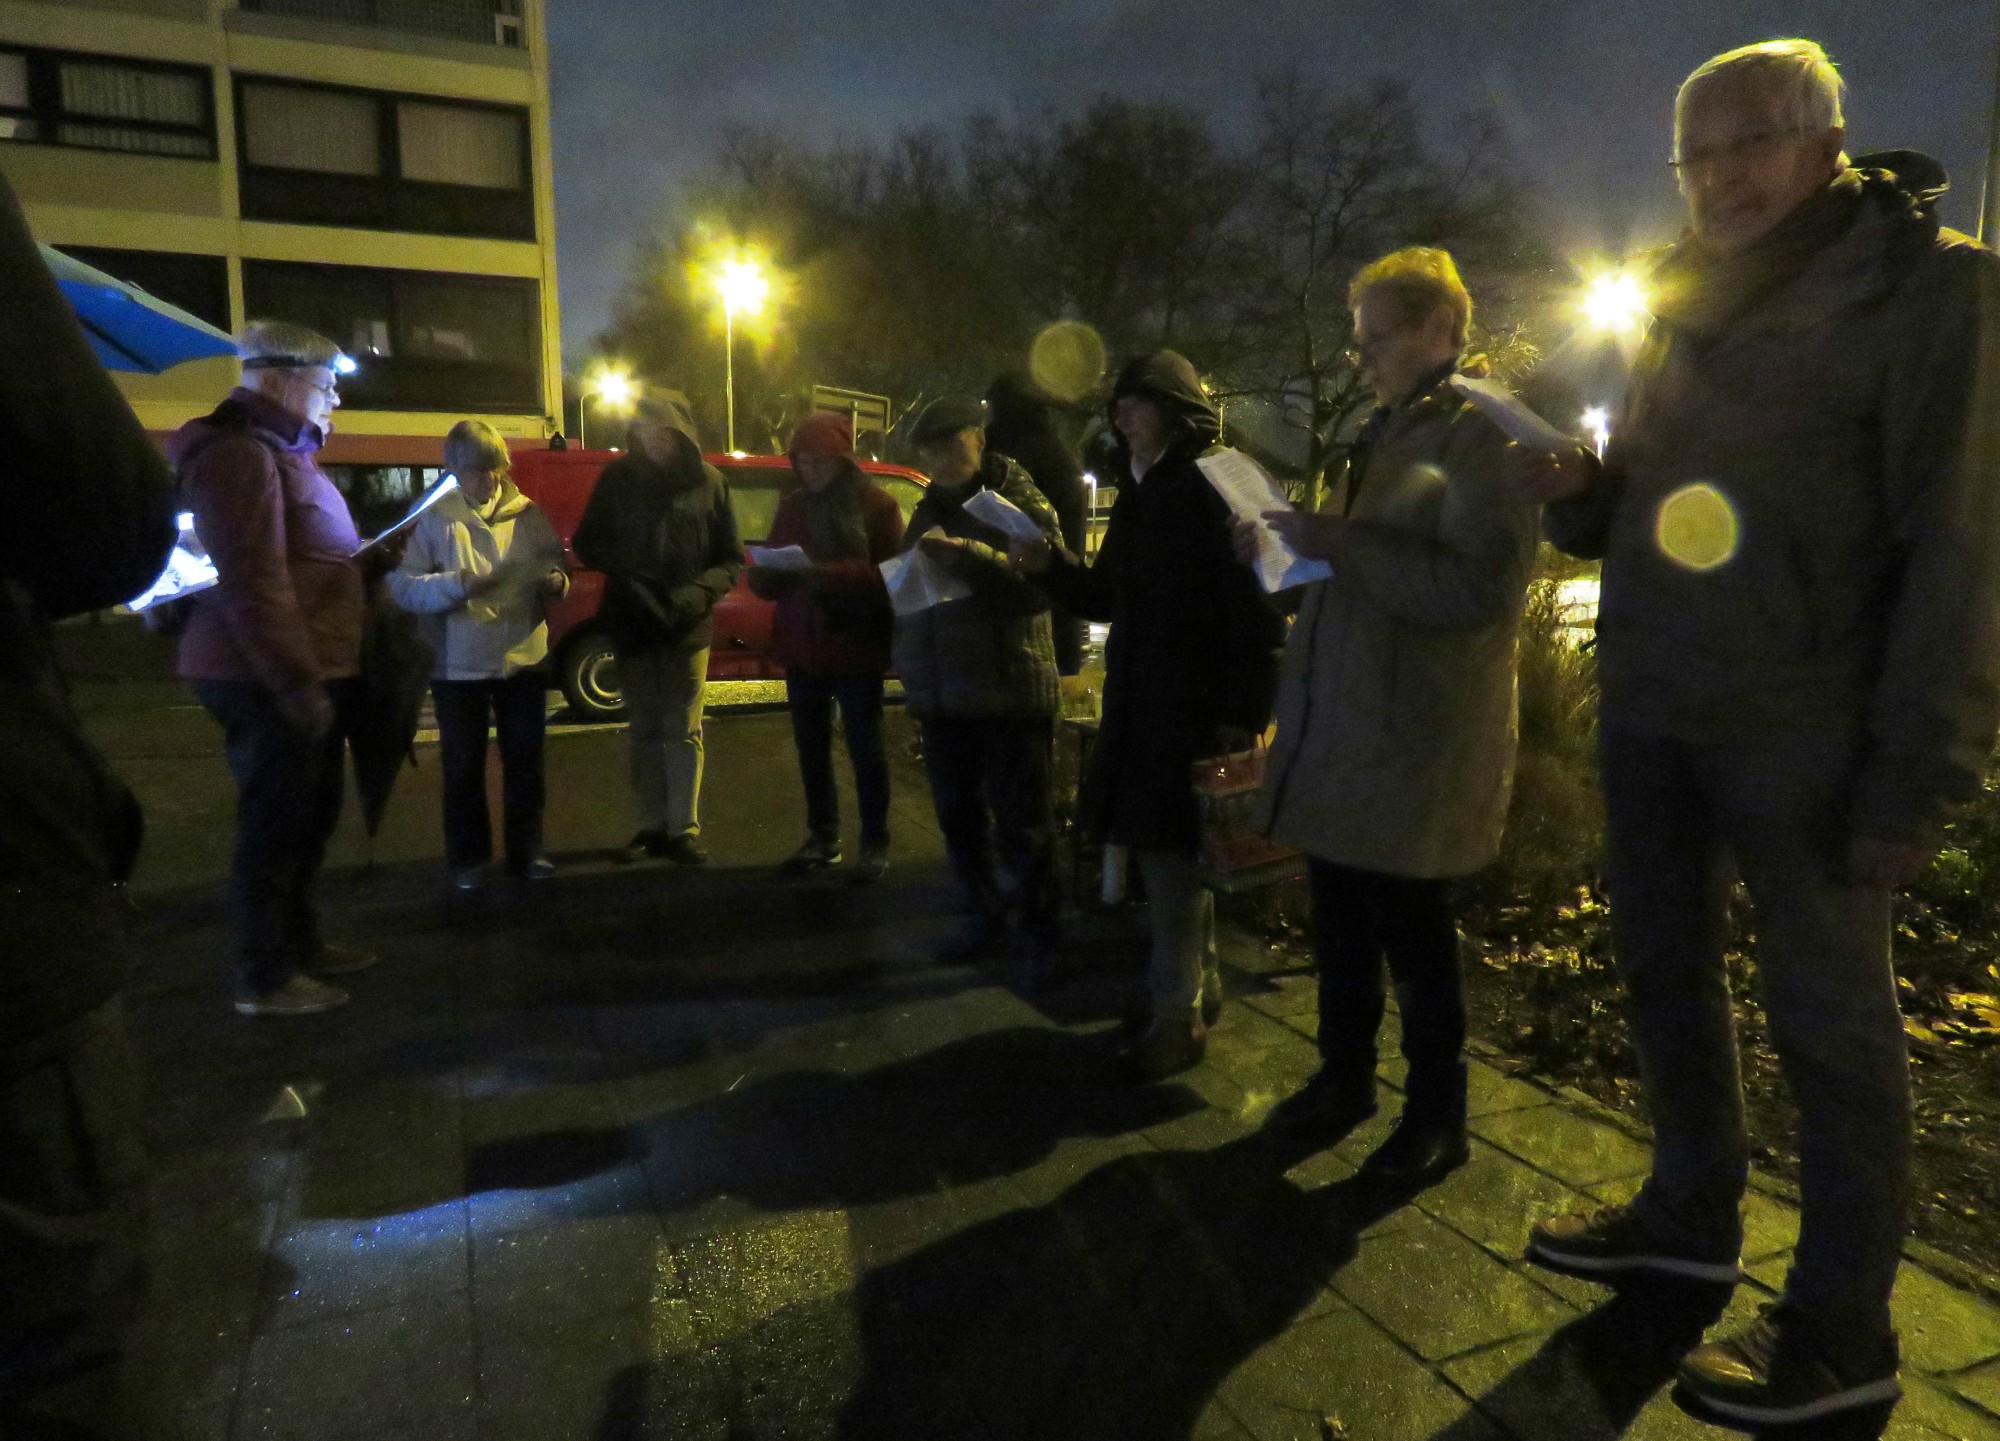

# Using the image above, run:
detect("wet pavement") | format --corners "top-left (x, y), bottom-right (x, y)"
top-left (58, 619), bottom-right (2000, 1440)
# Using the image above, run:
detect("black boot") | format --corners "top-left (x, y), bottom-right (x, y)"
top-left (1359, 1062), bottom-right (1469, 1186)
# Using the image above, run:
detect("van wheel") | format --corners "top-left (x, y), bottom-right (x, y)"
top-left (557, 633), bottom-right (625, 720)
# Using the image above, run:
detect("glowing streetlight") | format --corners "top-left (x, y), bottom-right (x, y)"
top-left (1581, 406), bottom-right (1611, 458)
top-left (1579, 269), bottom-right (1651, 337)
top-left (580, 366), bottom-right (635, 451)
top-left (713, 257), bottom-right (769, 453)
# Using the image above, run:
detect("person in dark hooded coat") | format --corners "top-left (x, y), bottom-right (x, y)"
top-left (1013, 351), bottom-right (1282, 1080)
top-left (985, 372), bottom-right (1088, 675)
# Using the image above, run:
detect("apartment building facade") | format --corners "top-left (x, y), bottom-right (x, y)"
top-left (0, 0), bottom-right (560, 464)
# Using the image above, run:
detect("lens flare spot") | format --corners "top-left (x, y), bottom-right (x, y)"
top-left (1029, 321), bottom-right (1107, 404)
top-left (1654, 482), bottom-right (1740, 571)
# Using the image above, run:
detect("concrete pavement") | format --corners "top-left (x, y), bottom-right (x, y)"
top-left (57, 619), bottom-right (2000, 1440)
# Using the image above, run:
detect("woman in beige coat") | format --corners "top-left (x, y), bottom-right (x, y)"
top-left (1250, 248), bottom-right (1540, 1184)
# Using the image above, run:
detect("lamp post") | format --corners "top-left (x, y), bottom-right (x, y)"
top-left (714, 257), bottom-right (769, 453)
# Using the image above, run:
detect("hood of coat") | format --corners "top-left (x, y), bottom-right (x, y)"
top-left (168, 387), bottom-right (323, 466)
top-left (1107, 350), bottom-right (1221, 451)
top-left (438, 470), bottom-right (534, 527)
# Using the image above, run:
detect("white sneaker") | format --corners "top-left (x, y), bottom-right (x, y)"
top-left (234, 975), bottom-right (350, 1017)
top-left (451, 866), bottom-right (486, 892)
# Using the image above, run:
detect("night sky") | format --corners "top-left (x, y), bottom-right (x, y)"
top-left (548, 0), bottom-right (1999, 358)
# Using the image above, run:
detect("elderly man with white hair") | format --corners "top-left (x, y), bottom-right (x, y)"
top-left (1520, 39), bottom-right (2000, 1427)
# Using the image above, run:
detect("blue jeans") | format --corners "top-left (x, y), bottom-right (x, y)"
top-left (194, 677), bottom-right (361, 996)
top-left (1601, 725), bottom-right (1907, 1343)
top-left (785, 671), bottom-right (889, 849)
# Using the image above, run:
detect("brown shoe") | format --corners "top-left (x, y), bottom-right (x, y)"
top-left (313, 942), bottom-right (378, 975)
top-left (1118, 1010), bottom-right (1207, 1081)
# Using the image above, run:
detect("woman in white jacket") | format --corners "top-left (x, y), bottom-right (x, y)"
top-left (389, 421), bottom-right (569, 888)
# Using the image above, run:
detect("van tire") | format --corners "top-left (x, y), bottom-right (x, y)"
top-left (557, 631), bottom-right (625, 721)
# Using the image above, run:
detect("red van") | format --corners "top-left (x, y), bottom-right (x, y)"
top-left (507, 447), bottom-right (928, 719)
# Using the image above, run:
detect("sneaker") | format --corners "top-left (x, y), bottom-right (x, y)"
top-left (1677, 1304), bottom-right (1900, 1427)
top-left (513, 856), bottom-right (557, 881)
top-left (234, 975), bottom-right (349, 1017)
top-left (778, 837), bottom-right (842, 875)
top-left (850, 843), bottom-right (889, 885)
top-left (1268, 1069), bottom-right (1377, 1144)
top-left (312, 942), bottom-right (378, 975)
top-left (1118, 1010), bottom-right (1207, 1082)
top-left (451, 866), bottom-right (486, 892)
top-left (662, 836), bottom-right (709, 867)
top-left (1527, 1203), bottom-right (1743, 1284)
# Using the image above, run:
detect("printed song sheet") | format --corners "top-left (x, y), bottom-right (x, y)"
top-left (746, 544), bottom-right (812, 569)
top-left (962, 488), bottom-right (1044, 544)
top-left (354, 475), bottom-right (461, 555)
top-left (1196, 447), bottom-right (1333, 594)
top-left (880, 530), bottom-right (972, 616)
top-left (1447, 375), bottom-right (1575, 454)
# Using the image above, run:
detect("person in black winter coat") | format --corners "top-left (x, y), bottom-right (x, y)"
top-left (573, 391), bottom-right (744, 865)
top-left (1012, 351), bottom-right (1282, 1080)
top-left (0, 170), bottom-right (176, 1438)
top-left (985, 372), bottom-right (1088, 675)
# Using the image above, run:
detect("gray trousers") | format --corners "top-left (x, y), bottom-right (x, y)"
top-left (1602, 726), bottom-right (1908, 1342)
top-left (620, 642), bottom-right (709, 838)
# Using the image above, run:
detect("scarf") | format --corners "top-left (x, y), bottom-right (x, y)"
top-left (1649, 170), bottom-right (1870, 341)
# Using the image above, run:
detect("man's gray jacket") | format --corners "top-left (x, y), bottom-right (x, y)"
top-left (1547, 160), bottom-right (2000, 847)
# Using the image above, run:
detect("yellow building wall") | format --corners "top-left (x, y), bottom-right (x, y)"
top-left (1, 0), bottom-right (562, 439)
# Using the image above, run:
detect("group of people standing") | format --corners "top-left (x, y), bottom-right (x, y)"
top-left (6, 28), bottom-right (1998, 1437)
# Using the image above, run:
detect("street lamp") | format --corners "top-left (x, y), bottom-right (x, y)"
top-left (713, 257), bottom-right (769, 453)
top-left (581, 367), bottom-right (634, 451)
top-left (1579, 269), bottom-right (1651, 337)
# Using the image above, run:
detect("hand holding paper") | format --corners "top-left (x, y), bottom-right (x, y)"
top-left (1196, 447), bottom-right (1333, 594)
top-left (881, 529), bottom-right (973, 616)
top-left (1447, 376), bottom-right (1577, 455)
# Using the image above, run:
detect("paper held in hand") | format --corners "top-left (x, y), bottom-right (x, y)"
top-left (354, 474), bottom-right (461, 555)
top-left (746, 544), bottom-right (812, 569)
top-left (1196, 448), bottom-right (1333, 594)
top-left (1447, 375), bottom-right (1575, 454)
top-left (961, 488), bottom-right (1044, 544)
top-left (879, 530), bottom-right (972, 617)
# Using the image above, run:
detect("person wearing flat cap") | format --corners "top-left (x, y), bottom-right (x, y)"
top-left (900, 395), bottom-right (1065, 987)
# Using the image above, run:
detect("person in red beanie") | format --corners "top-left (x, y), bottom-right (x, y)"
top-left (749, 412), bottom-right (905, 879)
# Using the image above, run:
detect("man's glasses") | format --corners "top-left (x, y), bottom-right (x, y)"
top-left (1669, 128), bottom-right (1808, 174)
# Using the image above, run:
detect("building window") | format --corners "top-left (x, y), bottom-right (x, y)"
top-left (236, 77), bottom-right (532, 240)
top-left (242, 260), bottom-right (541, 413)
top-left (57, 246), bottom-right (230, 330)
top-left (238, 0), bottom-right (525, 52)
top-left (0, 47), bottom-right (215, 159)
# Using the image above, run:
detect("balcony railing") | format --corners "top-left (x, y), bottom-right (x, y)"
top-left (238, 0), bottom-right (524, 50)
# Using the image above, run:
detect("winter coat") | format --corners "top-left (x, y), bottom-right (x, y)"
top-left (753, 471), bottom-right (906, 677)
top-left (386, 476), bottom-right (568, 680)
top-left (173, 387), bottom-right (366, 695)
top-left (571, 413), bottom-right (743, 655)
top-left (1256, 371), bottom-right (1540, 877)
top-left (1546, 159), bottom-right (2000, 848)
top-left (0, 170), bottom-right (174, 1046)
top-left (893, 451), bottom-right (1060, 719)
top-left (1039, 363), bottom-right (1283, 852)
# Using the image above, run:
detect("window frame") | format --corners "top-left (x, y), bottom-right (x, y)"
top-left (0, 44), bottom-right (216, 161)
top-left (233, 73), bottom-right (534, 240)
top-left (241, 257), bottom-right (544, 414)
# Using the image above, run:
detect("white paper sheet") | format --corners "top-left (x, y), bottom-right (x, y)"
top-left (354, 475), bottom-right (461, 555)
top-left (962, 488), bottom-right (1044, 544)
top-left (1195, 447), bottom-right (1333, 594)
top-left (126, 516), bottom-right (218, 611)
top-left (880, 530), bottom-right (973, 616)
top-left (1447, 375), bottom-right (1575, 455)
top-left (747, 544), bottom-right (812, 569)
